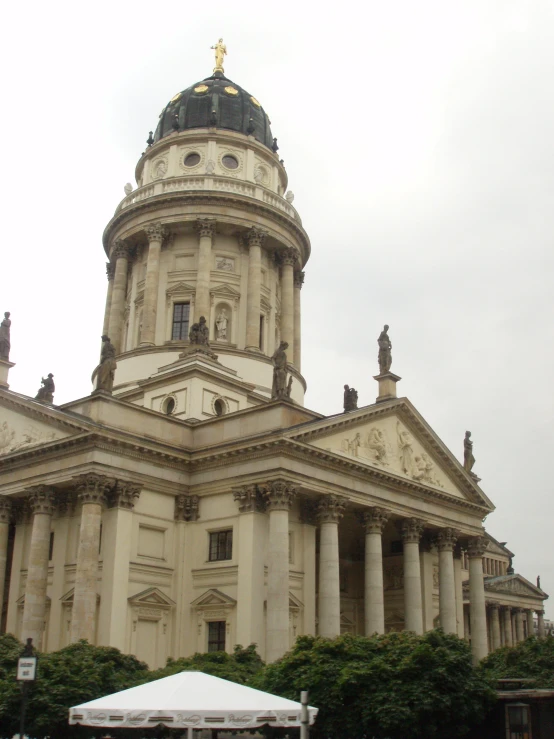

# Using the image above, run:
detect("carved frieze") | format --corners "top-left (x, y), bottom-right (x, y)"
top-left (261, 480), bottom-right (297, 511)
top-left (316, 494), bottom-right (348, 524)
top-left (233, 485), bottom-right (265, 514)
top-left (399, 518), bottom-right (425, 543)
top-left (175, 494), bottom-right (199, 522)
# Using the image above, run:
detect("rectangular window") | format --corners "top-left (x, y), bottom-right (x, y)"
top-left (207, 621), bottom-right (226, 652)
top-left (172, 302), bottom-right (190, 340)
top-left (48, 532), bottom-right (55, 561)
top-left (209, 530), bottom-right (233, 562)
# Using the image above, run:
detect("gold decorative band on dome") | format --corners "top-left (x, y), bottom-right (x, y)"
top-left (250, 96), bottom-right (261, 107)
top-left (194, 84), bottom-right (209, 94)
top-left (225, 86), bottom-right (238, 96)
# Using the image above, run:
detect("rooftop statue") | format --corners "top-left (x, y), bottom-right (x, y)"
top-left (377, 324), bottom-right (392, 374)
top-left (271, 341), bottom-right (292, 400)
top-left (35, 373), bottom-right (55, 403)
top-left (211, 38), bottom-right (227, 72)
top-left (463, 430), bottom-right (476, 473)
top-left (189, 316), bottom-right (210, 346)
top-left (343, 384), bottom-right (358, 412)
top-left (0, 312), bottom-right (11, 361)
top-left (95, 335), bottom-right (117, 393)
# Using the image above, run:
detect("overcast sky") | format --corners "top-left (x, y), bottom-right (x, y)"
top-left (1, 1), bottom-right (553, 615)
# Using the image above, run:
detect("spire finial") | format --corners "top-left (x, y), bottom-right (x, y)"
top-left (211, 38), bottom-right (227, 74)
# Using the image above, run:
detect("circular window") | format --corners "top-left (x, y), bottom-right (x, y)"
top-left (214, 399), bottom-right (226, 416)
top-left (163, 397), bottom-right (176, 415)
top-left (184, 152), bottom-right (201, 168)
top-left (222, 155), bottom-right (239, 170)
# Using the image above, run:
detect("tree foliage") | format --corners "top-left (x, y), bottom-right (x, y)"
top-left (480, 635), bottom-right (554, 688)
top-left (145, 643), bottom-right (264, 684)
top-left (255, 630), bottom-right (496, 739)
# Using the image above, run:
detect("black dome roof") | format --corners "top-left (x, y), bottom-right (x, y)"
top-left (154, 72), bottom-right (274, 149)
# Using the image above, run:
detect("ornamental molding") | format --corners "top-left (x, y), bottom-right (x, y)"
top-left (175, 494), bottom-right (199, 521)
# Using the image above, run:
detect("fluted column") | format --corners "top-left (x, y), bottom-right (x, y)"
top-left (488, 603), bottom-right (501, 650)
top-left (22, 486), bottom-right (55, 648)
top-left (502, 607), bottom-right (513, 646)
top-left (400, 518), bottom-right (424, 634)
top-left (280, 247), bottom-right (297, 364)
top-left (437, 528), bottom-right (458, 634)
top-left (317, 495), bottom-right (347, 638)
top-left (537, 610), bottom-right (545, 637)
top-left (245, 228), bottom-right (266, 350)
top-left (0, 497), bottom-right (11, 608)
top-left (526, 609), bottom-right (534, 639)
top-left (468, 535), bottom-right (489, 662)
top-left (195, 219), bottom-right (216, 323)
top-left (71, 474), bottom-right (112, 643)
top-left (140, 223), bottom-right (168, 346)
top-left (262, 480), bottom-right (297, 663)
top-left (293, 271), bottom-right (304, 371)
top-left (362, 507), bottom-right (388, 635)
top-left (107, 241), bottom-right (131, 354)
top-left (102, 263), bottom-right (115, 337)
top-left (514, 608), bottom-right (525, 643)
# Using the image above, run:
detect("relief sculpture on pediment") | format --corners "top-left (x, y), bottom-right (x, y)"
top-left (341, 426), bottom-right (391, 466)
top-left (0, 421), bottom-right (58, 455)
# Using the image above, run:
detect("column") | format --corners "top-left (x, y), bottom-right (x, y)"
top-left (317, 495), bottom-right (347, 638)
top-left (537, 610), bottom-right (546, 638)
top-left (526, 609), bottom-right (534, 638)
top-left (140, 223), bottom-right (168, 346)
top-left (420, 537), bottom-right (434, 631)
top-left (0, 496), bottom-right (11, 609)
top-left (464, 607), bottom-right (470, 641)
top-left (280, 247), bottom-right (297, 364)
top-left (107, 241), bottom-right (131, 354)
top-left (300, 500), bottom-right (317, 636)
top-left (502, 607), bottom-right (513, 646)
top-left (400, 518), bottom-right (424, 634)
top-left (22, 486), bottom-right (55, 648)
top-left (262, 480), bottom-right (297, 663)
top-left (102, 263), bottom-right (115, 338)
top-left (489, 603), bottom-right (501, 651)
top-left (98, 481), bottom-right (141, 650)
top-left (468, 535), bottom-right (489, 662)
top-left (362, 507), bottom-right (388, 635)
top-left (514, 608), bottom-right (524, 643)
top-left (454, 547), bottom-right (465, 638)
top-left (293, 271), bottom-right (304, 371)
top-left (245, 227), bottom-right (266, 351)
top-left (194, 219), bottom-right (215, 323)
top-left (71, 474), bottom-right (112, 643)
top-left (437, 528), bottom-right (458, 634)
top-left (233, 486), bottom-right (266, 651)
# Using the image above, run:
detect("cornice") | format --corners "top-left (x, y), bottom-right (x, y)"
top-left (0, 390), bottom-right (95, 435)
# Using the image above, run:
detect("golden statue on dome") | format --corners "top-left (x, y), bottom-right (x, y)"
top-left (211, 38), bottom-right (227, 73)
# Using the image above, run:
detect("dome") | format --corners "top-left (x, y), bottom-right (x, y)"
top-left (154, 72), bottom-right (275, 150)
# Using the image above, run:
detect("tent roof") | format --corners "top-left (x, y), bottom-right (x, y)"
top-left (69, 670), bottom-right (318, 729)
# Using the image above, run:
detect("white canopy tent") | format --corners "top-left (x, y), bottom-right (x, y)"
top-left (69, 671), bottom-right (318, 730)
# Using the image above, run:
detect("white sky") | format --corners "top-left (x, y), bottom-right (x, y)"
top-left (1, 1), bottom-right (553, 615)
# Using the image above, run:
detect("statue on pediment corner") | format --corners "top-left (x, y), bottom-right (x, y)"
top-left (464, 430), bottom-right (476, 473)
top-left (0, 312), bottom-right (11, 360)
top-left (35, 373), bottom-right (55, 403)
top-left (343, 384), bottom-right (358, 412)
top-left (377, 324), bottom-right (392, 374)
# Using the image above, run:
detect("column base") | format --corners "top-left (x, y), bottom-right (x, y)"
top-left (139, 341), bottom-right (156, 348)
top-left (245, 345), bottom-right (263, 354)
top-left (0, 359), bottom-right (15, 389)
top-left (373, 371), bottom-right (402, 403)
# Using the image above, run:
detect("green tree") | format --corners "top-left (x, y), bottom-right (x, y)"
top-left (255, 630), bottom-right (496, 739)
top-left (480, 635), bottom-right (554, 688)
top-left (146, 643), bottom-right (264, 684)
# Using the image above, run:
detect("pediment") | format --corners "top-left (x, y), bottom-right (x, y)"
top-left (485, 533), bottom-right (514, 558)
top-left (190, 588), bottom-right (236, 609)
top-left (210, 283), bottom-right (240, 299)
top-left (289, 592), bottom-right (304, 610)
top-left (17, 594), bottom-right (51, 606)
top-left (166, 281), bottom-right (195, 295)
top-left (0, 393), bottom-right (88, 458)
top-left (289, 399), bottom-right (493, 510)
top-left (60, 588), bottom-right (100, 604)
top-left (128, 587), bottom-right (175, 608)
top-left (484, 575), bottom-right (546, 599)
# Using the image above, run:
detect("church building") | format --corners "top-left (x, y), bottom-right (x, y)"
top-left (0, 45), bottom-right (547, 668)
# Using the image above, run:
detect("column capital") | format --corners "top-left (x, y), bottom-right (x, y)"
top-left (294, 271), bottom-right (305, 289)
top-left (106, 262), bottom-right (115, 281)
top-left (399, 517), bottom-right (425, 543)
top-left (437, 527), bottom-right (459, 552)
top-left (74, 473), bottom-right (113, 506)
top-left (280, 246), bottom-right (298, 267)
top-left (233, 485), bottom-right (266, 513)
top-left (113, 240), bottom-right (131, 260)
top-left (174, 493), bottom-right (199, 521)
top-left (146, 222), bottom-right (169, 242)
top-left (535, 609), bottom-right (545, 616)
top-left (246, 226), bottom-right (267, 248)
top-left (108, 480), bottom-right (141, 510)
top-left (0, 495), bottom-right (12, 523)
top-left (486, 600), bottom-right (500, 610)
top-left (361, 506), bottom-right (389, 534)
top-left (467, 535), bottom-right (489, 558)
top-left (195, 218), bottom-right (216, 239)
top-left (26, 485), bottom-right (56, 515)
top-left (512, 607), bottom-right (524, 615)
top-left (261, 480), bottom-right (297, 511)
top-left (316, 494), bottom-right (348, 524)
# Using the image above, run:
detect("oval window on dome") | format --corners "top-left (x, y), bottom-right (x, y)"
top-left (184, 153), bottom-right (201, 168)
top-left (163, 397), bottom-right (176, 415)
top-left (222, 155), bottom-right (239, 170)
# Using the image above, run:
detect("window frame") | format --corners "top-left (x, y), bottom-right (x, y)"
top-left (207, 620), bottom-right (226, 652)
top-left (171, 301), bottom-right (191, 341)
top-left (208, 529), bottom-right (233, 562)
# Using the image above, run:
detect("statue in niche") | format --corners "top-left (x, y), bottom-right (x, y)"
top-left (215, 309), bottom-right (228, 340)
top-left (0, 312), bottom-right (11, 360)
top-left (367, 427), bottom-right (387, 464)
top-left (95, 335), bottom-right (117, 393)
top-left (463, 430), bottom-right (476, 473)
top-left (377, 324), bottom-right (392, 374)
top-left (271, 341), bottom-right (292, 400)
top-left (189, 316), bottom-right (210, 345)
top-left (343, 384), bottom-right (358, 412)
top-left (397, 422), bottom-right (415, 476)
top-left (35, 373), bottom-right (55, 403)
